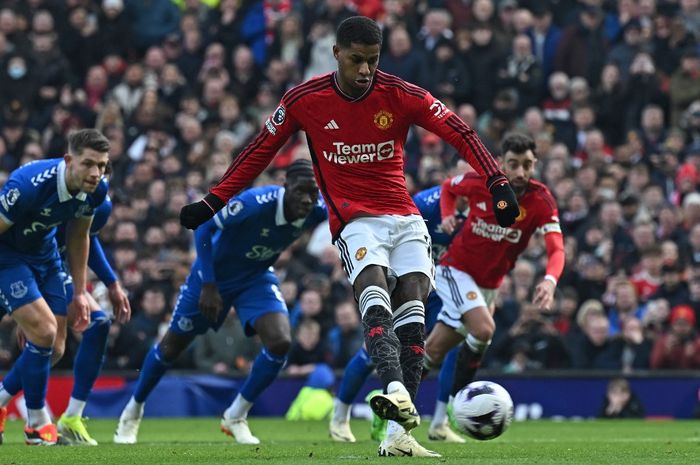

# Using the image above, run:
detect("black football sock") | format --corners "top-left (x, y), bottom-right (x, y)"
top-left (393, 300), bottom-right (426, 401)
top-left (359, 286), bottom-right (403, 387)
top-left (451, 334), bottom-right (489, 396)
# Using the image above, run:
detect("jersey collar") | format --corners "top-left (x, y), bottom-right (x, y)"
top-left (275, 187), bottom-right (305, 227)
top-left (332, 72), bottom-right (375, 103)
top-left (57, 159), bottom-right (87, 202)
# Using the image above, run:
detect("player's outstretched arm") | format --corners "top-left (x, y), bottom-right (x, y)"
top-left (88, 235), bottom-right (131, 323)
top-left (194, 218), bottom-right (223, 321)
top-left (180, 193), bottom-right (226, 230)
top-left (412, 92), bottom-right (519, 226)
top-left (181, 98), bottom-right (301, 230)
top-left (533, 232), bottom-right (565, 311)
top-left (66, 216), bottom-right (93, 331)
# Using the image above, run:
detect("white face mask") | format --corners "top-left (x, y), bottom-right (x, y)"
top-left (8, 64), bottom-right (26, 79)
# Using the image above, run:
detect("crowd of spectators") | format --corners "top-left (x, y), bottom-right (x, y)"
top-left (1, 0), bottom-right (700, 378)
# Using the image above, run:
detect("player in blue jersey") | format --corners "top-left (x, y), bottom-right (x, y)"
top-left (2, 194), bottom-right (131, 446)
top-left (54, 195), bottom-right (131, 445)
top-left (329, 181), bottom-right (466, 444)
top-left (114, 159), bottom-right (327, 445)
top-left (0, 129), bottom-right (110, 445)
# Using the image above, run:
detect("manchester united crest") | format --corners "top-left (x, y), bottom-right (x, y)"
top-left (466, 291), bottom-right (478, 300)
top-left (515, 206), bottom-right (527, 222)
top-left (373, 110), bottom-right (394, 130)
top-left (355, 247), bottom-right (367, 260)
top-left (496, 200), bottom-right (508, 210)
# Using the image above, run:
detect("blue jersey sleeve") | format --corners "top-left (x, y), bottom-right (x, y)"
top-left (194, 218), bottom-right (219, 283)
top-left (88, 235), bottom-right (118, 286)
top-left (309, 197), bottom-right (329, 228)
top-left (0, 178), bottom-right (35, 225)
top-left (90, 195), bottom-right (113, 234)
top-left (212, 191), bottom-right (259, 230)
top-left (87, 191), bottom-right (116, 286)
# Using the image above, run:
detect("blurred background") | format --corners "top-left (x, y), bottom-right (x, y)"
top-left (0, 0), bottom-right (699, 419)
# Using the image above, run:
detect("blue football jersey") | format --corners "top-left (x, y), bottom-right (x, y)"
top-left (56, 193), bottom-right (112, 256)
top-left (413, 186), bottom-right (451, 262)
top-left (0, 159), bottom-right (108, 263)
top-left (194, 185), bottom-right (328, 285)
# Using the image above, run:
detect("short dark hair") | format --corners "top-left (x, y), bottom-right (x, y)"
top-left (286, 158), bottom-right (314, 182)
top-left (336, 16), bottom-right (382, 48)
top-left (68, 129), bottom-right (110, 156)
top-left (501, 132), bottom-right (536, 156)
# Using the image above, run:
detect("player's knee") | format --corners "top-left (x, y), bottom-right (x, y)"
top-left (51, 338), bottom-right (66, 365)
top-left (424, 339), bottom-right (445, 365)
top-left (158, 340), bottom-right (183, 363)
top-left (24, 320), bottom-right (57, 348)
top-left (470, 320), bottom-right (495, 343)
top-left (266, 334), bottom-right (292, 357)
top-left (393, 273), bottom-right (431, 303)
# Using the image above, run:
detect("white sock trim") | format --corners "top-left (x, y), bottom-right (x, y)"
top-left (393, 300), bottom-right (425, 329)
top-left (387, 381), bottom-right (409, 396)
top-left (358, 286), bottom-right (392, 318)
top-left (27, 408), bottom-right (51, 429)
top-left (64, 397), bottom-right (87, 418)
top-left (386, 420), bottom-right (404, 438)
top-left (431, 400), bottom-right (449, 428)
top-left (0, 385), bottom-right (12, 407)
top-left (466, 333), bottom-right (490, 353)
top-left (225, 394), bottom-right (253, 420)
top-left (332, 398), bottom-right (351, 423)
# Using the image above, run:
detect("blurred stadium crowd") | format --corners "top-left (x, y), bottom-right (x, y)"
top-left (1, 0), bottom-right (700, 377)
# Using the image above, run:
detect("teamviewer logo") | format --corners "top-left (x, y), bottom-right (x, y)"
top-left (376, 140), bottom-right (395, 161)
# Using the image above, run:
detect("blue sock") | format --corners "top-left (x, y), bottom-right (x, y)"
top-left (337, 348), bottom-right (374, 404)
top-left (1, 363), bottom-right (22, 396)
top-left (133, 344), bottom-right (172, 403)
top-left (239, 348), bottom-right (286, 402)
top-left (72, 311), bottom-right (111, 401)
top-left (438, 347), bottom-right (458, 403)
top-left (19, 341), bottom-right (52, 409)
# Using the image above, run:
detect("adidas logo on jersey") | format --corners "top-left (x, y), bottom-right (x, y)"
top-left (324, 120), bottom-right (340, 130)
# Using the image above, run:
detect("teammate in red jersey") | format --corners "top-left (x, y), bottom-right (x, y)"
top-left (180, 16), bottom-right (519, 457)
top-left (424, 132), bottom-right (565, 437)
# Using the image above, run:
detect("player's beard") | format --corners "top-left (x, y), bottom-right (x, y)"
top-left (510, 178), bottom-right (528, 197)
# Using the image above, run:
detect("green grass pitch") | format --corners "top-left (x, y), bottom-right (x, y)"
top-left (1, 418), bottom-right (698, 464)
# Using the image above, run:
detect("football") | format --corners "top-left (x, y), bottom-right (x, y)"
top-left (452, 381), bottom-right (514, 440)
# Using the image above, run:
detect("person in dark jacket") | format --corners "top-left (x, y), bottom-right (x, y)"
top-left (599, 377), bottom-right (645, 418)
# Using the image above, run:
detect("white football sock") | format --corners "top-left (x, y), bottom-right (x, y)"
top-left (64, 397), bottom-right (86, 418)
top-left (332, 398), bottom-right (351, 423)
top-left (224, 394), bottom-right (253, 420)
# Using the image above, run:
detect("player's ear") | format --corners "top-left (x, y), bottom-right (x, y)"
top-left (332, 44), bottom-right (340, 60)
top-left (63, 153), bottom-right (73, 165)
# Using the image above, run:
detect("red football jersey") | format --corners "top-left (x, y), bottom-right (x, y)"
top-left (210, 70), bottom-right (503, 238)
top-left (441, 173), bottom-right (561, 288)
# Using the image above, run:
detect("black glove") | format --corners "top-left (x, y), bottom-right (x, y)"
top-left (487, 175), bottom-right (520, 227)
top-left (180, 193), bottom-right (226, 230)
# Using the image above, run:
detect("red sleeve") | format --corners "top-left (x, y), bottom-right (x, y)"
top-left (440, 174), bottom-right (480, 219)
top-left (544, 232), bottom-right (565, 281)
top-left (440, 176), bottom-right (458, 219)
top-left (410, 91), bottom-right (503, 181)
top-left (209, 99), bottom-right (301, 202)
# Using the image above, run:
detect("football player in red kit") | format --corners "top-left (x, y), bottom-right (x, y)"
top-left (425, 132), bottom-right (565, 437)
top-left (180, 16), bottom-right (519, 457)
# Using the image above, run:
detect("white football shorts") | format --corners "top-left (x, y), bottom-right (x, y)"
top-left (336, 214), bottom-right (434, 287)
top-left (435, 264), bottom-right (497, 336)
